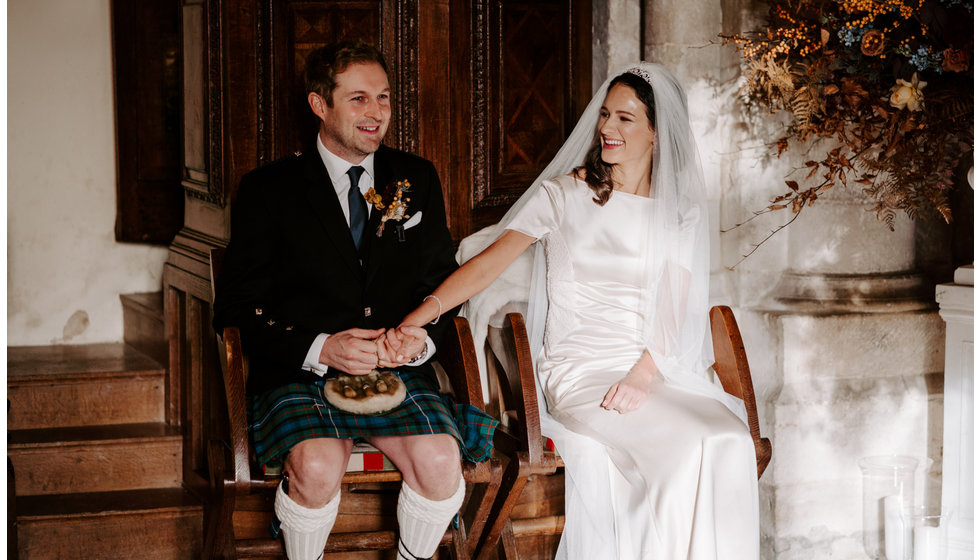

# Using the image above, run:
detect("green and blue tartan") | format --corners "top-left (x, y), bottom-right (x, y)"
top-left (248, 369), bottom-right (497, 469)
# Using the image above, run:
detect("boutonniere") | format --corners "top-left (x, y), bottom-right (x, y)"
top-left (364, 179), bottom-right (412, 237)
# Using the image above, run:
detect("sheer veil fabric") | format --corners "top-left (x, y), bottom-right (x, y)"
top-left (459, 62), bottom-right (749, 558)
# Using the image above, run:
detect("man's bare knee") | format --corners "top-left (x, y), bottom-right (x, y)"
top-left (284, 438), bottom-right (352, 507)
top-left (409, 436), bottom-right (462, 498)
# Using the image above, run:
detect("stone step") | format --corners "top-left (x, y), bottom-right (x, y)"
top-left (121, 291), bottom-right (167, 365)
top-left (16, 488), bottom-right (203, 559)
top-left (8, 423), bottom-right (182, 496)
top-left (7, 343), bottom-right (165, 429)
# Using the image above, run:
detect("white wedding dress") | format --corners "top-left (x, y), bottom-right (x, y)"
top-left (505, 174), bottom-right (760, 559)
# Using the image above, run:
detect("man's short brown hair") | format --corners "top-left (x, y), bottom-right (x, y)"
top-left (304, 41), bottom-right (388, 107)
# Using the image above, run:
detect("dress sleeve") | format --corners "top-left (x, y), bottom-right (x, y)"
top-left (503, 178), bottom-right (566, 240)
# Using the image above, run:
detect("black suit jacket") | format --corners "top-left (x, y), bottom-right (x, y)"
top-left (213, 144), bottom-right (459, 396)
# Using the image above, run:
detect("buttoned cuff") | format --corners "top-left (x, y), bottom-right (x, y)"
top-left (303, 333), bottom-right (331, 376)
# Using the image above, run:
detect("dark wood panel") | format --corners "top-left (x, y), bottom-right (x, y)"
top-left (180, 0), bottom-right (261, 208)
top-left (416, 1), bottom-right (452, 233)
top-left (180, 0), bottom-right (212, 200)
top-left (271, 0), bottom-right (386, 160)
top-left (220, 1), bottom-right (261, 205)
top-left (163, 263), bottom-right (215, 498)
top-left (112, 0), bottom-right (183, 244)
top-left (164, 281), bottom-right (185, 427)
top-left (494, 2), bottom-right (569, 178)
top-left (452, 0), bottom-right (592, 238)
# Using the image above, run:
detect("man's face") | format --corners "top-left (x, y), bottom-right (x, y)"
top-left (313, 62), bottom-right (391, 163)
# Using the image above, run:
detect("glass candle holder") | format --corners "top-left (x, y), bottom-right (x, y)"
top-left (859, 455), bottom-right (920, 559)
top-left (902, 506), bottom-right (949, 560)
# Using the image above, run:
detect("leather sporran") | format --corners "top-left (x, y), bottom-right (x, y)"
top-left (323, 370), bottom-right (407, 415)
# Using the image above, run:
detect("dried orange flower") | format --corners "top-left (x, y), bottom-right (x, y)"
top-left (860, 30), bottom-right (885, 56)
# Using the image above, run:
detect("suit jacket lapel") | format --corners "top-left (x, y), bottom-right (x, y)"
top-left (364, 147), bottom-right (394, 286)
top-left (301, 152), bottom-right (364, 278)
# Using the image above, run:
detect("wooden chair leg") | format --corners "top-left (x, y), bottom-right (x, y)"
top-left (448, 523), bottom-right (467, 559)
top-left (204, 479), bottom-right (238, 560)
top-left (8, 455), bottom-right (18, 560)
top-left (462, 458), bottom-right (503, 555)
top-left (475, 454), bottom-right (532, 560)
top-left (498, 522), bottom-right (519, 560)
top-left (204, 439), bottom-right (236, 560)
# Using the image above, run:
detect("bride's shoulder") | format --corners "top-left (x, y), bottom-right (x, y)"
top-left (548, 171), bottom-right (587, 190)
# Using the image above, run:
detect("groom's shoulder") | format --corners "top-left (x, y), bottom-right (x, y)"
top-left (377, 144), bottom-right (436, 174)
top-left (244, 151), bottom-right (307, 181)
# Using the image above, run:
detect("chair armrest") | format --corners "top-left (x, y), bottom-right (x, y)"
top-left (709, 305), bottom-right (770, 477)
top-left (485, 313), bottom-right (545, 470)
top-left (218, 326), bottom-right (253, 492)
top-left (437, 316), bottom-right (486, 410)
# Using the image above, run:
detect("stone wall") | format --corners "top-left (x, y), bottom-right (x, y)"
top-left (594, 0), bottom-right (950, 557)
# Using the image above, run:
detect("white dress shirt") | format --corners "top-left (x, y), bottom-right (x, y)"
top-left (302, 135), bottom-right (434, 375)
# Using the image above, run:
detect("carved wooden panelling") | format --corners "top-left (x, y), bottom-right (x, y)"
top-left (272, 1), bottom-right (382, 159)
top-left (465, 0), bottom-right (591, 232)
top-left (182, 3), bottom-right (206, 186)
top-left (496, 4), bottom-right (566, 177)
top-left (181, 0), bottom-right (227, 206)
top-left (269, 0), bottom-right (419, 161)
top-left (164, 264), bottom-right (224, 495)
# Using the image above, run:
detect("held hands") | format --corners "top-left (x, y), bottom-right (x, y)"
top-left (601, 361), bottom-right (657, 414)
top-left (318, 326), bottom-right (427, 375)
top-left (319, 328), bottom-right (386, 376)
top-left (377, 326), bottom-right (428, 369)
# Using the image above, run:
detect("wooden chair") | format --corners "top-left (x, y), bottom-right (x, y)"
top-left (476, 305), bottom-right (772, 559)
top-left (204, 249), bottom-right (503, 559)
top-left (709, 305), bottom-right (773, 478)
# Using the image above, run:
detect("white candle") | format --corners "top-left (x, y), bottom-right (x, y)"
top-left (913, 525), bottom-right (940, 560)
top-left (883, 495), bottom-right (905, 559)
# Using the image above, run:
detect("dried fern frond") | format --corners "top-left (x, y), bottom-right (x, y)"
top-left (741, 56), bottom-right (798, 113)
top-left (789, 85), bottom-right (821, 134)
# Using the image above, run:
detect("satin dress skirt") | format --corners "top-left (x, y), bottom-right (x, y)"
top-left (538, 280), bottom-right (760, 559)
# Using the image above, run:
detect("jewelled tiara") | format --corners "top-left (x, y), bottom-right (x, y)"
top-left (627, 66), bottom-right (652, 84)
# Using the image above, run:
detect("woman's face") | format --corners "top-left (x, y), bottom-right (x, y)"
top-left (597, 83), bottom-right (656, 168)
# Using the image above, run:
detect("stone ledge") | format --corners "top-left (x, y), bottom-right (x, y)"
top-left (773, 272), bottom-right (935, 313)
top-left (778, 311), bottom-right (945, 380)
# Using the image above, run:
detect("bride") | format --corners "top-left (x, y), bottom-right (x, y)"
top-left (393, 62), bottom-right (759, 559)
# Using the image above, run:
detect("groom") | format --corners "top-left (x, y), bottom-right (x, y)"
top-left (213, 41), bottom-right (465, 560)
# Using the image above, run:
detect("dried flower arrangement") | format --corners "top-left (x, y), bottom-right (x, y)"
top-left (722, 0), bottom-right (973, 236)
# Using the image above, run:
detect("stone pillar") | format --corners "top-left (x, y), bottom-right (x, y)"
top-left (592, 0), bottom-right (642, 91)
top-left (756, 188), bottom-right (946, 559)
top-left (935, 265), bottom-right (974, 560)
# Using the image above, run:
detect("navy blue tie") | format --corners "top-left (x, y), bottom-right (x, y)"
top-left (346, 166), bottom-right (367, 250)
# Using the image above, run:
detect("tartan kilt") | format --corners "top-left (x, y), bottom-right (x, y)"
top-left (248, 369), bottom-right (497, 469)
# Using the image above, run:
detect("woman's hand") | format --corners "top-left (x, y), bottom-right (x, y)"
top-left (601, 357), bottom-right (657, 414)
top-left (376, 326), bottom-right (427, 368)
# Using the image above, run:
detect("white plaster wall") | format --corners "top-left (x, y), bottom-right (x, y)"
top-left (8, 0), bottom-right (169, 345)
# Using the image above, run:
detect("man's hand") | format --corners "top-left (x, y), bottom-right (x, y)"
top-left (318, 328), bottom-right (384, 375)
top-left (377, 326), bottom-right (428, 368)
top-left (601, 362), bottom-right (656, 414)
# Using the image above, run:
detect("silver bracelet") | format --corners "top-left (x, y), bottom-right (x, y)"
top-left (408, 344), bottom-right (428, 363)
top-left (423, 294), bottom-right (442, 325)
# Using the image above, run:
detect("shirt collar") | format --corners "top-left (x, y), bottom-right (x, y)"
top-left (316, 134), bottom-right (376, 196)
